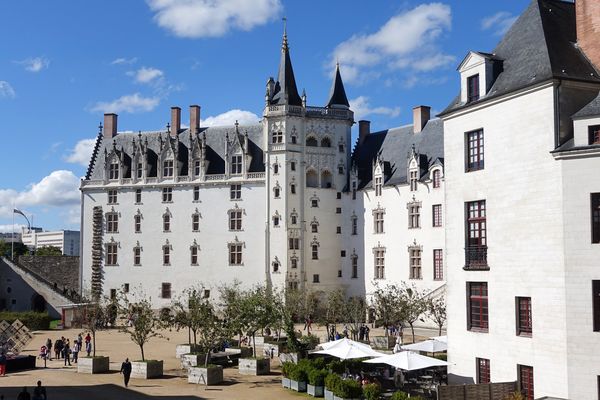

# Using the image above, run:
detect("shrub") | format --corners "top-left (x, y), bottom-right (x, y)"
top-left (308, 368), bottom-right (328, 386)
top-left (299, 334), bottom-right (320, 350)
top-left (0, 311), bottom-right (52, 330)
top-left (281, 361), bottom-right (294, 378)
top-left (390, 392), bottom-right (410, 400)
top-left (363, 383), bottom-right (382, 400)
top-left (433, 353), bottom-right (447, 361)
top-left (335, 379), bottom-right (362, 399)
top-left (503, 393), bottom-right (525, 400)
top-left (325, 373), bottom-right (343, 392)
top-left (328, 359), bottom-right (345, 374)
top-left (289, 363), bottom-right (308, 382)
top-left (308, 357), bottom-right (325, 370)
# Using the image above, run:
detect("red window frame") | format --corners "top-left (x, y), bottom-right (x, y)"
top-left (592, 193), bottom-right (600, 244)
top-left (589, 125), bottom-right (600, 145)
top-left (468, 282), bottom-right (488, 331)
top-left (466, 130), bottom-right (484, 171)
top-left (516, 297), bottom-right (532, 336)
top-left (433, 204), bottom-right (442, 227)
top-left (433, 169), bottom-right (441, 188)
top-left (476, 358), bottom-right (490, 384)
top-left (466, 200), bottom-right (487, 247)
top-left (518, 365), bottom-right (534, 400)
top-left (467, 74), bottom-right (480, 102)
top-left (433, 249), bottom-right (443, 280)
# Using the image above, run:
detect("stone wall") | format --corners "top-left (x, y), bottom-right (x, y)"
top-left (17, 255), bottom-right (79, 294)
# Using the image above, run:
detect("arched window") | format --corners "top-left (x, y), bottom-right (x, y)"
top-left (306, 136), bottom-right (318, 147)
top-left (306, 169), bottom-right (318, 188)
top-left (321, 137), bottom-right (331, 148)
top-left (321, 170), bottom-right (333, 188)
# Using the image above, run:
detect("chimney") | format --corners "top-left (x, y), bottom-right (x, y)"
top-left (358, 120), bottom-right (370, 146)
top-left (190, 105), bottom-right (201, 134)
top-left (576, 0), bottom-right (600, 70)
top-left (171, 106), bottom-right (181, 137)
top-left (103, 113), bottom-right (117, 139)
top-left (413, 106), bottom-right (431, 134)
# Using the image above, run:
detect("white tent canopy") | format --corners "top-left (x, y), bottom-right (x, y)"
top-left (364, 351), bottom-right (448, 371)
top-left (402, 338), bottom-right (448, 353)
top-left (314, 339), bottom-right (384, 360)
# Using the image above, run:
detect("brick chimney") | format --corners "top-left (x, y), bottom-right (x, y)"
top-left (190, 105), bottom-right (201, 133)
top-left (413, 106), bottom-right (431, 134)
top-left (103, 113), bottom-right (117, 139)
top-left (576, 0), bottom-right (600, 70)
top-left (358, 120), bottom-right (370, 146)
top-left (171, 107), bottom-right (181, 137)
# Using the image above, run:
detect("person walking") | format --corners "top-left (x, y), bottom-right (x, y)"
top-left (53, 339), bottom-right (60, 360)
top-left (16, 387), bottom-right (30, 400)
top-left (32, 381), bottom-right (46, 400)
top-left (45, 339), bottom-right (52, 361)
top-left (85, 340), bottom-right (92, 357)
top-left (71, 341), bottom-right (80, 364)
top-left (63, 340), bottom-right (71, 366)
top-left (120, 358), bottom-right (132, 387)
top-left (0, 351), bottom-right (6, 376)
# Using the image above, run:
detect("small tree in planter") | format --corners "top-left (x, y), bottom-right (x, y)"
top-left (172, 286), bottom-right (210, 359)
top-left (307, 368), bottom-right (327, 397)
top-left (323, 289), bottom-right (346, 340)
top-left (362, 383), bottom-right (381, 400)
top-left (401, 284), bottom-right (428, 343)
top-left (427, 296), bottom-right (447, 336)
top-left (325, 373), bottom-right (342, 400)
top-left (281, 361), bottom-right (293, 388)
top-left (345, 296), bottom-right (366, 341)
top-left (289, 362), bottom-right (308, 392)
top-left (76, 295), bottom-right (111, 374)
top-left (335, 379), bottom-right (362, 400)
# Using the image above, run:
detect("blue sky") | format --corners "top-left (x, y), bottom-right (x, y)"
top-left (0, 0), bottom-right (530, 232)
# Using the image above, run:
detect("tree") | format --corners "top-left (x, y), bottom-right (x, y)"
top-left (35, 246), bottom-right (62, 256)
top-left (171, 286), bottom-right (211, 347)
top-left (219, 281), bottom-right (245, 346)
top-left (371, 283), bottom-right (404, 336)
top-left (401, 284), bottom-right (428, 343)
top-left (76, 296), bottom-right (110, 357)
top-left (0, 240), bottom-right (29, 258)
top-left (322, 289), bottom-right (346, 339)
top-left (345, 296), bottom-right (367, 341)
top-left (236, 285), bottom-right (278, 357)
top-left (427, 296), bottom-right (446, 336)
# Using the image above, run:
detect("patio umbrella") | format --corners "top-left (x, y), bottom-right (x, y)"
top-left (401, 338), bottom-right (448, 353)
top-left (363, 351), bottom-right (448, 371)
top-left (318, 338), bottom-right (373, 351)
top-left (314, 339), bottom-right (384, 360)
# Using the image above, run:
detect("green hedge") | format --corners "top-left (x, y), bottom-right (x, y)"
top-left (308, 368), bottom-right (327, 386)
top-left (363, 383), bottom-right (381, 400)
top-left (0, 311), bottom-right (52, 330)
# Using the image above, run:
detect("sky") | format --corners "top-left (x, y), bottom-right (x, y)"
top-left (0, 0), bottom-right (531, 233)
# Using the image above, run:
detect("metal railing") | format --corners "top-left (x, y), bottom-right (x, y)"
top-left (464, 246), bottom-right (488, 270)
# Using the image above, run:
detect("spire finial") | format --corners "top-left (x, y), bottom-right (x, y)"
top-left (282, 17), bottom-right (288, 51)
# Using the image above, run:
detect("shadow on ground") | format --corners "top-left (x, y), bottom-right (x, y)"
top-left (0, 384), bottom-right (205, 400)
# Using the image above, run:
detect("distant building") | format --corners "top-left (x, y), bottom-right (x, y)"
top-left (21, 229), bottom-right (80, 256)
top-left (0, 232), bottom-right (22, 243)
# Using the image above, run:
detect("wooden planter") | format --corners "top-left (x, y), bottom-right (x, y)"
top-left (176, 344), bottom-right (201, 359)
top-left (324, 389), bottom-right (334, 400)
top-left (77, 356), bottom-right (109, 374)
top-left (131, 360), bottom-right (163, 379)
top-left (238, 358), bottom-right (270, 375)
top-left (307, 384), bottom-right (324, 397)
top-left (188, 365), bottom-right (223, 385)
top-left (290, 379), bottom-right (307, 392)
top-left (282, 377), bottom-right (291, 388)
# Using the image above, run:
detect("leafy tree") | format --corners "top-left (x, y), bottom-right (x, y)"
top-left (401, 284), bottom-right (428, 343)
top-left (236, 285), bottom-right (279, 357)
top-left (345, 296), bottom-right (367, 341)
top-left (35, 246), bottom-right (62, 256)
top-left (322, 289), bottom-right (346, 339)
top-left (76, 296), bottom-right (110, 357)
top-left (0, 240), bottom-right (29, 258)
top-left (171, 286), bottom-right (212, 347)
top-left (219, 281), bottom-right (245, 345)
top-left (427, 296), bottom-right (446, 336)
top-left (371, 283), bottom-right (405, 336)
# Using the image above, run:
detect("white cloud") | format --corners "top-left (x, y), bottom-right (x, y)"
top-left (349, 96), bottom-right (400, 121)
top-left (65, 138), bottom-right (96, 167)
top-left (0, 224), bottom-right (26, 233)
top-left (147, 0), bottom-right (282, 38)
top-left (111, 57), bottom-right (138, 65)
top-left (17, 56), bottom-right (50, 72)
top-left (331, 3), bottom-right (453, 84)
top-left (481, 12), bottom-right (517, 36)
top-left (129, 67), bottom-right (164, 84)
top-left (0, 81), bottom-right (15, 98)
top-left (90, 93), bottom-right (160, 114)
top-left (202, 109), bottom-right (260, 127)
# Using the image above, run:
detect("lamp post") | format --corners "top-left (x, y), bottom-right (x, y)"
top-left (12, 208), bottom-right (31, 259)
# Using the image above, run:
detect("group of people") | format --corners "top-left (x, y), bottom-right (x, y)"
top-left (15, 381), bottom-right (46, 400)
top-left (38, 333), bottom-right (92, 366)
top-left (327, 324), bottom-right (371, 342)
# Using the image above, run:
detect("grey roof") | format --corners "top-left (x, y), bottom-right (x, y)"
top-left (269, 34), bottom-right (302, 107)
top-left (573, 91), bottom-right (600, 119)
top-left (441, 0), bottom-right (600, 116)
top-left (351, 119), bottom-right (444, 189)
top-left (86, 124), bottom-right (264, 180)
top-left (326, 64), bottom-right (350, 108)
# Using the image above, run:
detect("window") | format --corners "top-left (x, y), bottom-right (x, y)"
top-left (229, 243), bottom-right (243, 265)
top-left (433, 249), bottom-right (443, 280)
top-left (190, 246), bottom-right (198, 265)
top-left (134, 215), bottom-right (141, 233)
top-left (106, 213), bottom-right (118, 233)
top-left (163, 214), bottom-right (171, 232)
top-left (518, 365), bottom-right (534, 400)
top-left (374, 248), bottom-right (385, 280)
top-left (433, 169), bottom-right (441, 188)
top-left (311, 199), bottom-right (318, 208)
top-left (133, 247), bottom-right (141, 266)
top-left (291, 214), bottom-right (297, 225)
top-left (592, 193), bottom-right (600, 244)
top-left (336, 207), bottom-right (342, 214)
top-left (410, 170), bottom-right (418, 191)
top-left (312, 244), bottom-right (319, 260)
top-left (137, 163), bottom-right (143, 179)
top-left (163, 245), bottom-right (170, 265)
top-left (306, 136), bottom-right (318, 147)
top-left (313, 274), bottom-right (320, 283)
top-left (336, 226), bottom-right (341, 234)
top-left (291, 258), bottom-right (298, 269)
top-left (341, 250), bottom-right (346, 257)
top-left (339, 144), bottom-right (344, 153)
top-left (352, 216), bottom-right (358, 235)
top-left (109, 162), bottom-right (119, 180)
top-left (593, 281), bottom-right (600, 332)
top-left (374, 210), bottom-right (384, 234)
top-left (229, 210), bottom-right (242, 231)
top-left (162, 187), bottom-right (173, 202)
top-left (338, 166), bottom-right (344, 175)
top-left (408, 203), bottom-right (421, 229)
top-left (290, 184), bottom-right (296, 194)
top-left (351, 256), bottom-right (358, 279)
top-left (588, 125), bottom-right (600, 145)
top-left (273, 163), bottom-right (279, 174)
top-left (272, 261), bottom-right (280, 273)
top-left (290, 161), bottom-right (296, 171)
top-left (291, 135), bottom-right (297, 144)
top-left (272, 130), bottom-right (283, 144)
top-left (193, 186), bottom-right (200, 201)
top-left (476, 358), bottom-right (490, 384)
top-left (135, 189), bottom-right (142, 203)
top-left (163, 160), bottom-right (174, 177)
top-left (468, 282), bottom-right (488, 331)
top-left (273, 215), bottom-right (280, 227)
top-left (110, 289), bottom-right (117, 300)
top-left (467, 74), bottom-right (480, 102)
top-left (409, 247), bottom-right (422, 279)
top-left (289, 239), bottom-right (300, 251)
top-left (274, 187), bottom-right (280, 198)
top-left (106, 243), bottom-right (118, 266)
top-left (123, 283), bottom-right (129, 293)
top-left (321, 137), bottom-right (331, 147)
top-left (311, 222), bottom-right (318, 233)
top-left (307, 170), bottom-right (318, 188)
top-left (466, 130), bottom-right (484, 171)
top-left (516, 297), bottom-right (532, 337)
top-left (374, 176), bottom-right (382, 196)
top-left (337, 192), bottom-right (342, 200)
top-left (352, 182), bottom-right (357, 200)
top-left (194, 160), bottom-right (201, 176)
top-left (433, 204), bottom-right (442, 227)
top-left (230, 155), bottom-right (242, 175)
top-left (161, 283), bottom-right (172, 299)
top-left (338, 270), bottom-right (342, 277)
top-left (108, 190), bottom-right (118, 204)
top-left (466, 200), bottom-right (487, 268)
top-left (230, 184), bottom-right (241, 200)
top-left (192, 214), bottom-right (200, 231)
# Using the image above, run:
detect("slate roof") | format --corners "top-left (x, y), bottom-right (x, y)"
top-left (440, 0), bottom-right (600, 116)
top-left (269, 34), bottom-right (302, 107)
top-left (351, 119), bottom-right (444, 189)
top-left (573, 91), bottom-right (600, 119)
top-left (86, 124), bottom-right (264, 181)
top-left (326, 64), bottom-right (350, 108)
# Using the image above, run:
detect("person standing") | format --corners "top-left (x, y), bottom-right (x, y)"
top-left (85, 340), bottom-right (92, 357)
top-left (16, 387), bottom-right (30, 400)
top-left (63, 340), bottom-right (71, 366)
top-left (71, 341), bottom-right (80, 364)
top-left (0, 351), bottom-right (6, 376)
top-left (120, 358), bottom-right (132, 387)
top-left (32, 381), bottom-right (46, 400)
top-left (53, 339), bottom-right (60, 360)
top-left (45, 339), bottom-right (52, 361)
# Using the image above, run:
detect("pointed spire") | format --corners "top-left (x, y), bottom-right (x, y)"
top-left (269, 17), bottom-right (302, 107)
top-left (326, 62), bottom-right (350, 108)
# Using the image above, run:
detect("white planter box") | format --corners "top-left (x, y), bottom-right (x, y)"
top-left (282, 377), bottom-right (291, 388)
top-left (262, 343), bottom-right (280, 358)
top-left (370, 336), bottom-right (394, 350)
top-left (188, 366), bottom-right (223, 385)
top-left (238, 358), bottom-right (270, 375)
top-left (181, 354), bottom-right (205, 369)
top-left (290, 379), bottom-right (307, 392)
top-left (131, 360), bottom-right (163, 379)
top-left (176, 344), bottom-right (200, 359)
top-left (333, 397), bottom-right (360, 400)
top-left (279, 352), bottom-right (301, 364)
top-left (77, 356), bottom-right (109, 374)
top-left (324, 389), bottom-right (334, 400)
top-left (308, 384), bottom-right (324, 397)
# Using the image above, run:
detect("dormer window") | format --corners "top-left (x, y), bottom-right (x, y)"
top-left (136, 163), bottom-right (143, 179)
top-left (230, 155), bottom-right (242, 175)
top-left (109, 162), bottom-right (119, 180)
top-left (163, 160), bottom-right (174, 177)
top-left (193, 160), bottom-right (201, 176)
top-left (410, 170), bottom-right (418, 191)
top-left (467, 74), bottom-right (480, 103)
top-left (458, 51), bottom-right (502, 105)
top-left (374, 176), bottom-right (382, 197)
top-left (589, 125), bottom-right (600, 145)
top-left (433, 170), bottom-right (441, 188)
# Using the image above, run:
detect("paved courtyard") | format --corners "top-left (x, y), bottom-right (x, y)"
top-left (1, 324), bottom-right (441, 399)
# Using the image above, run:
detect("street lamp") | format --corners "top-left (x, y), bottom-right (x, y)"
top-left (12, 208), bottom-right (31, 259)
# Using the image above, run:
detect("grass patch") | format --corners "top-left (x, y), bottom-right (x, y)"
top-left (49, 320), bottom-right (61, 329)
